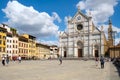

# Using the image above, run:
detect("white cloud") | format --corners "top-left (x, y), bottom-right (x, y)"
top-left (76, 0), bottom-right (118, 24)
top-left (76, 1), bottom-right (86, 10)
top-left (52, 12), bottom-right (61, 23)
top-left (2, 0), bottom-right (61, 40)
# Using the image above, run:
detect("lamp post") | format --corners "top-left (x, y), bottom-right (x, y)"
top-left (88, 18), bottom-right (90, 58)
top-left (100, 30), bottom-right (102, 57)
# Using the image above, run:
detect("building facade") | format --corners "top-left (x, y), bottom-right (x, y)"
top-left (3, 24), bottom-right (19, 60)
top-left (21, 34), bottom-right (36, 59)
top-left (50, 45), bottom-right (58, 58)
top-left (0, 24), bottom-right (55, 60)
top-left (0, 26), bottom-right (7, 60)
top-left (18, 36), bottom-right (28, 59)
top-left (59, 8), bottom-right (107, 58)
top-left (36, 43), bottom-right (50, 59)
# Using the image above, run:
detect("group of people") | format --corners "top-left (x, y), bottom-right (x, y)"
top-left (2, 54), bottom-right (105, 68)
top-left (57, 54), bottom-right (105, 67)
top-left (2, 55), bottom-right (10, 66)
top-left (1, 55), bottom-right (22, 66)
top-left (95, 56), bottom-right (105, 69)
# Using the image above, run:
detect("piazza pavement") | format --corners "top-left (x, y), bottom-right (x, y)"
top-left (0, 60), bottom-right (119, 80)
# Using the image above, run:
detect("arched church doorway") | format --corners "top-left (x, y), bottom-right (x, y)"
top-left (77, 41), bottom-right (83, 57)
top-left (63, 47), bottom-right (67, 57)
top-left (64, 51), bottom-right (67, 57)
top-left (94, 45), bottom-right (99, 57)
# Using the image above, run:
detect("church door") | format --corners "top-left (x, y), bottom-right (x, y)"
top-left (78, 49), bottom-right (82, 57)
top-left (95, 50), bottom-right (99, 57)
top-left (64, 51), bottom-right (67, 57)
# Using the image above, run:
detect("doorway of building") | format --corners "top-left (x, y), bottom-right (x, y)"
top-left (77, 41), bottom-right (83, 58)
top-left (78, 49), bottom-right (83, 57)
top-left (64, 51), bottom-right (67, 57)
top-left (95, 50), bottom-right (99, 57)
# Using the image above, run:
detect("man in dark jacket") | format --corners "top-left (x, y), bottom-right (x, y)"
top-left (100, 56), bottom-right (105, 69)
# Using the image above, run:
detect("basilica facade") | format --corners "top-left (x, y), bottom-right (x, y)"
top-left (59, 8), bottom-right (108, 58)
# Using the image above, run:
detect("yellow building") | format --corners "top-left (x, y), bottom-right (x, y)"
top-left (109, 46), bottom-right (120, 58)
top-left (18, 36), bottom-right (28, 59)
top-left (21, 34), bottom-right (36, 59)
top-left (0, 27), bottom-right (7, 60)
top-left (36, 43), bottom-right (50, 59)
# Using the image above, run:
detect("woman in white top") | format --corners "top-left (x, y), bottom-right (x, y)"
top-left (2, 57), bottom-right (5, 66)
top-left (18, 55), bottom-right (21, 63)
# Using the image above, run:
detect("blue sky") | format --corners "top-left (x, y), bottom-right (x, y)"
top-left (0, 0), bottom-right (120, 45)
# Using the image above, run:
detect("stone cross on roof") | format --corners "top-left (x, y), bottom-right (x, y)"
top-left (77, 5), bottom-right (80, 11)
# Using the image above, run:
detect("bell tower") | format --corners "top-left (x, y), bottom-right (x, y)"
top-left (108, 19), bottom-right (113, 46)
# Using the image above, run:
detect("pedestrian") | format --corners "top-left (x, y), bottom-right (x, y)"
top-left (95, 57), bottom-right (99, 66)
top-left (100, 56), bottom-right (105, 69)
top-left (6, 55), bottom-right (10, 64)
top-left (57, 54), bottom-right (62, 65)
top-left (18, 55), bottom-right (21, 63)
top-left (2, 56), bottom-right (5, 66)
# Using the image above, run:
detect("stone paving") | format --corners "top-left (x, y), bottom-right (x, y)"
top-left (0, 60), bottom-right (119, 80)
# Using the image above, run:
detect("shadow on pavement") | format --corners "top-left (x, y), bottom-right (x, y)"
top-left (112, 58), bottom-right (120, 77)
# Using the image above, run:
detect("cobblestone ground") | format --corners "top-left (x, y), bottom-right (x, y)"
top-left (0, 60), bottom-right (119, 80)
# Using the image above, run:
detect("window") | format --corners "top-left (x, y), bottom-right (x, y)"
top-left (3, 48), bottom-right (5, 52)
top-left (13, 40), bottom-right (15, 43)
top-left (7, 45), bottom-right (9, 48)
top-left (3, 41), bottom-right (5, 45)
top-left (0, 47), bottom-right (2, 52)
top-left (22, 43), bottom-right (23, 47)
top-left (0, 40), bottom-right (2, 44)
top-left (19, 49), bottom-right (20, 53)
top-left (19, 43), bottom-right (20, 47)
top-left (7, 40), bottom-right (9, 42)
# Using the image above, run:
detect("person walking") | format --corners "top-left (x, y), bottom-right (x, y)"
top-left (95, 57), bottom-right (99, 66)
top-left (2, 56), bottom-right (5, 66)
top-left (100, 56), bottom-right (105, 69)
top-left (18, 55), bottom-right (21, 63)
top-left (57, 54), bottom-right (62, 65)
top-left (6, 55), bottom-right (10, 64)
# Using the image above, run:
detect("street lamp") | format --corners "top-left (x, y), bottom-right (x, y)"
top-left (87, 17), bottom-right (90, 58)
top-left (99, 30), bottom-right (102, 57)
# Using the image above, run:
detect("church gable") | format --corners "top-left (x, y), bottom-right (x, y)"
top-left (67, 9), bottom-right (93, 34)
top-left (70, 10), bottom-right (89, 23)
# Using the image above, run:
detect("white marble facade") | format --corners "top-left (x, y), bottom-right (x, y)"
top-left (59, 9), bottom-right (105, 58)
